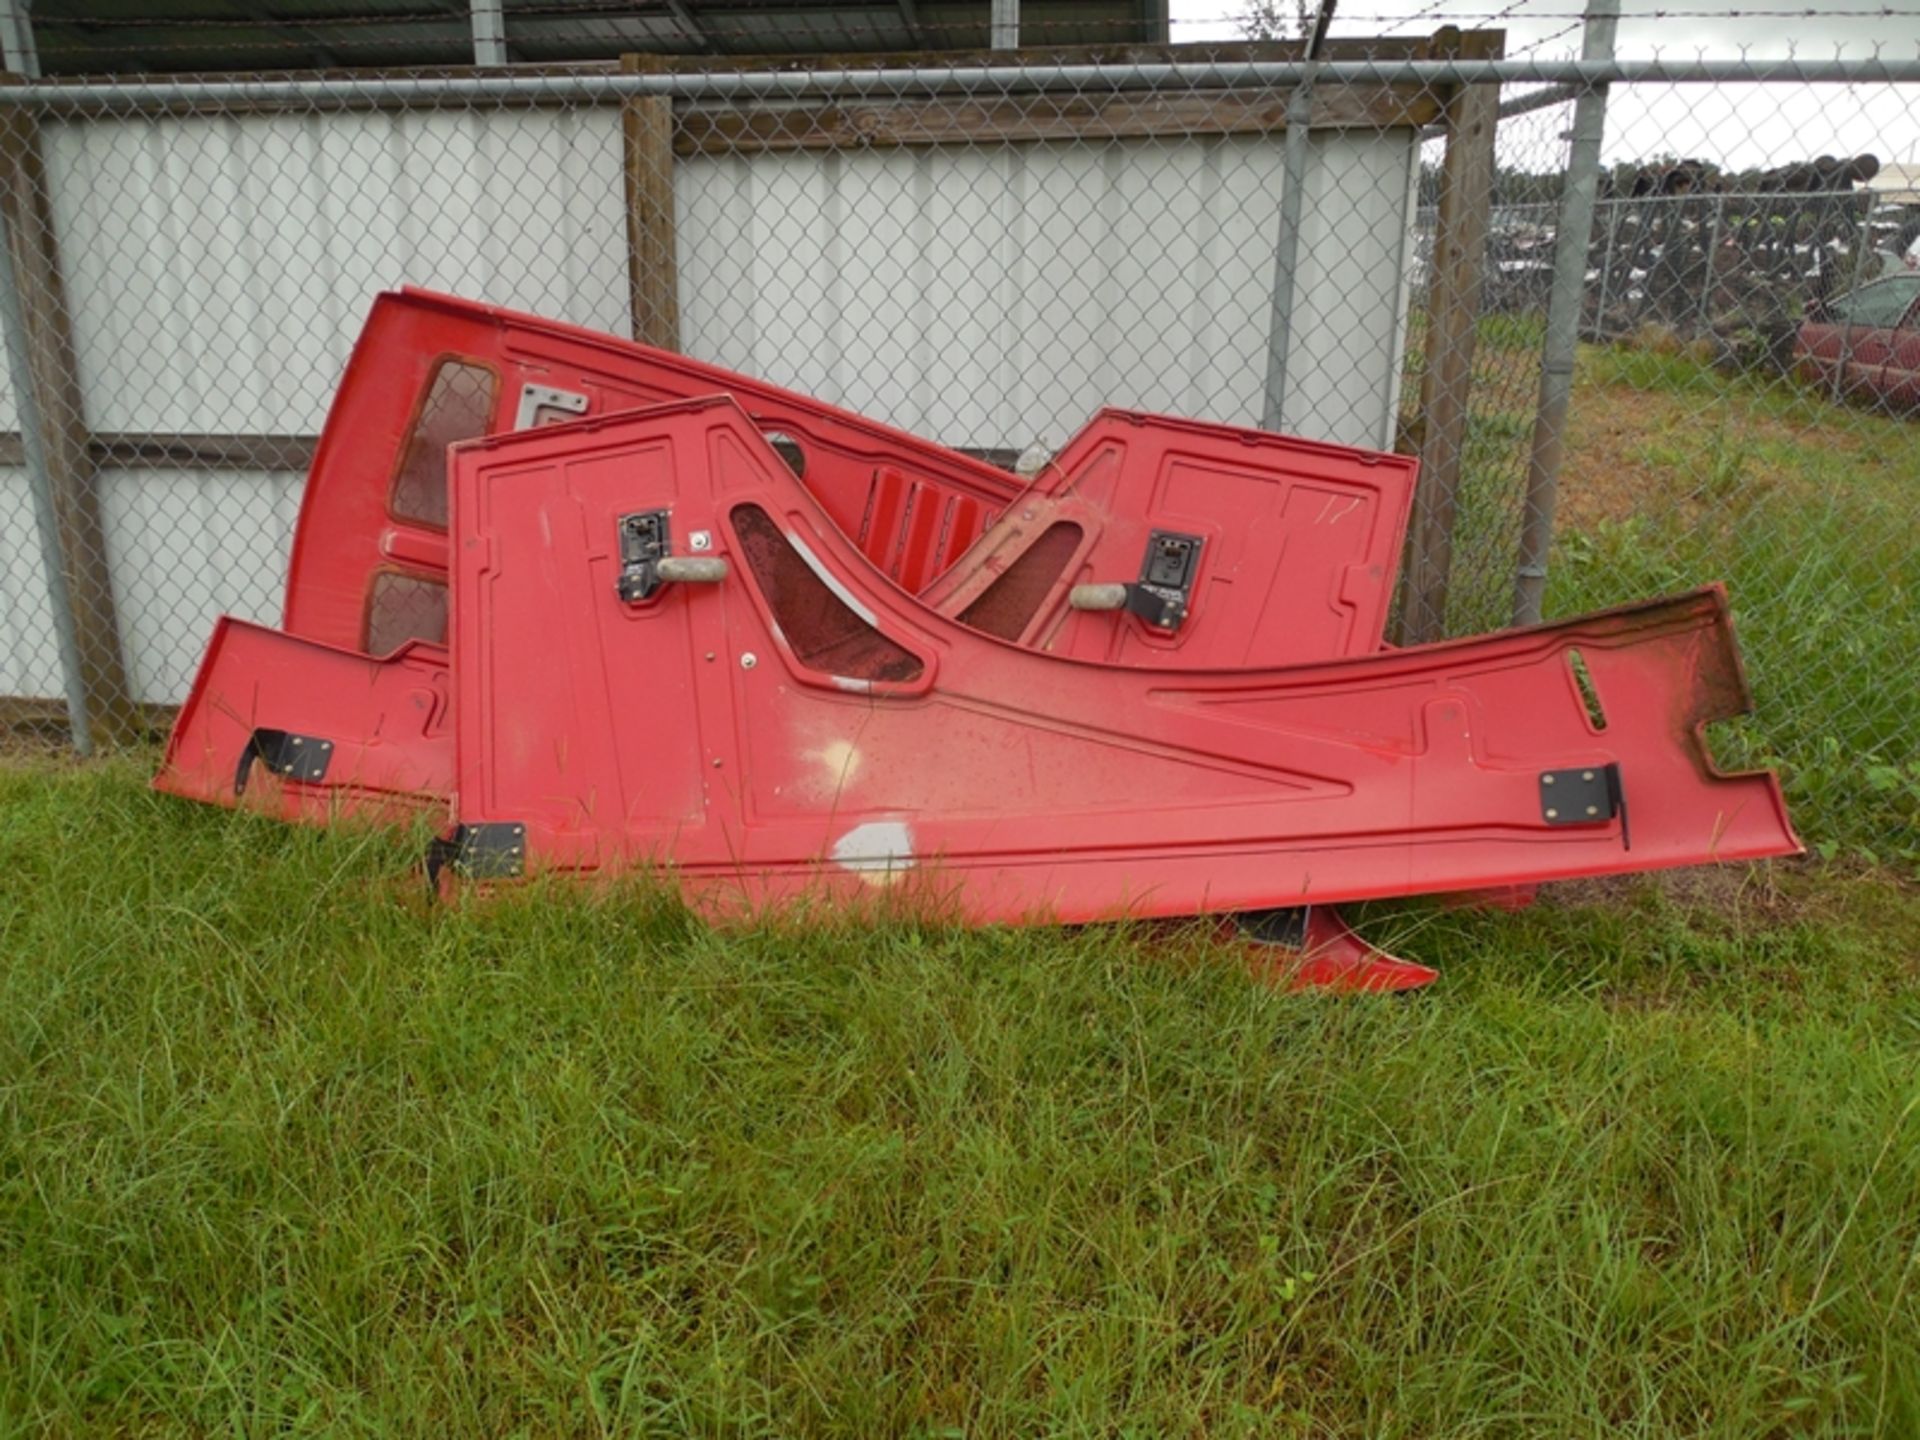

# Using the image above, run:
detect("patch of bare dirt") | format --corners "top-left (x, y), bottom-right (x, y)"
top-left (1545, 854), bottom-right (1914, 929)
top-left (1544, 860), bottom-right (1805, 927)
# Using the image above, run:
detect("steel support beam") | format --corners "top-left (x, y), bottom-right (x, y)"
top-left (1511, 0), bottom-right (1619, 627)
top-left (0, 58), bottom-right (1914, 111)
top-left (990, 0), bottom-right (1019, 50)
top-left (0, 0), bottom-right (36, 80)
top-left (470, 0), bottom-right (507, 66)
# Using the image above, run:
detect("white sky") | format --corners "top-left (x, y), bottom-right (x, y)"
top-left (1166, 0), bottom-right (1920, 171)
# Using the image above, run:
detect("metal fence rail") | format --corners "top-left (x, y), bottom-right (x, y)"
top-left (0, 38), bottom-right (1914, 856)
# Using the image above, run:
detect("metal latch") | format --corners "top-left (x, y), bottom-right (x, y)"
top-left (616, 511), bottom-right (727, 602)
top-left (616, 509), bottom-right (671, 603)
top-left (1066, 529), bottom-right (1205, 631)
top-left (1131, 529), bottom-right (1203, 629)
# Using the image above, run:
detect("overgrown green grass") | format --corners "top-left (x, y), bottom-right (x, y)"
top-left (1397, 316), bottom-right (1916, 861)
top-left (4, 759), bottom-right (1919, 1436)
top-left (1547, 348), bottom-right (1920, 867)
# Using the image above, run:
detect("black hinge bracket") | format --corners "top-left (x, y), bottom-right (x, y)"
top-left (1127, 529), bottom-right (1204, 631)
top-left (1539, 762), bottom-right (1629, 848)
top-left (425, 822), bottom-right (528, 888)
top-left (234, 728), bottom-right (334, 795)
top-left (615, 509), bottom-right (671, 604)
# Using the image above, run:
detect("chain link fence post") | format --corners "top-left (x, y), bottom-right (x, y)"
top-left (1512, 0), bottom-right (1618, 628)
top-left (0, 162), bottom-right (89, 752)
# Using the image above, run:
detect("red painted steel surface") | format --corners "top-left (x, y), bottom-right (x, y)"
top-left (155, 617), bottom-right (451, 823)
top-left (286, 289), bottom-right (1417, 670)
top-left (154, 293), bottom-right (1795, 988)
top-left (1239, 909), bottom-right (1440, 992)
top-left (445, 397), bottom-right (1800, 922)
top-left (160, 290), bottom-right (1417, 839)
top-left (922, 411), bottom-right (1415, 666)
top-left (285, 288), bottom-right (1022, 659)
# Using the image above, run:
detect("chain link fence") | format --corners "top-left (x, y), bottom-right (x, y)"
top-left (0, 39), bottom-right (1914, 858)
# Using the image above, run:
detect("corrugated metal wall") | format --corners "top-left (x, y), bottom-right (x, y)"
top-left (0, 465), bottom-right (305, 703)
top-left (43, 110), bottom-right (631, 436)
top-left (2, 107), bottom-right (1418, 704)
top-left (677, 131), bottom-right (1417, 453)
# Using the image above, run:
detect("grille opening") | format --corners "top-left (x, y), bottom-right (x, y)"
top-left (391, 358), bottom-right (496, 529)
top-left (732, 505), bottom-right (923, 685)
top-left (1568, 648), bottom-right (1608, 731)
top-left (957, 522), bottom-right (1085, 641)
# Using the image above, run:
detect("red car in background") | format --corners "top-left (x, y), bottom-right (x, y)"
top-left (1795, 272), bottom-right (1920, 417)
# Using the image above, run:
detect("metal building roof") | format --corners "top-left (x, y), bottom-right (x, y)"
top-left (27, 0), bottom-right (1172, 75)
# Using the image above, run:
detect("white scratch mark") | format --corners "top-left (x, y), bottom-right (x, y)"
top-left (1315, 495), bottom-right (1362, 526)
top-left (832, 820), bottom-right (915, 886)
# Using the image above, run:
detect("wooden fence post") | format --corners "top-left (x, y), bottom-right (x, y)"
top-left (1397, 28), bottom-right (1502, 644)
top-left (0, 96), bottom-right (136, 745)
top-left (621, 54), bottom-right (681, 351)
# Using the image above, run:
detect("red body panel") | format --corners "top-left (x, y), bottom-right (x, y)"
top-left (444, 398), bottom-right (1798, 922)
top-left (922, 410), bottom-right (1414, 666)
top-left (287, 288), bottom-right (1037, 658)
top-left (155, 617), bottom-right (451, 822)
top-left (159, 293), bottom-right (1418, 832)
top-left (288, 289), bottom-right (1416, 668)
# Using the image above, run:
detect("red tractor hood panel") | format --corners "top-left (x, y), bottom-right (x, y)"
top-left (155, 295), bottom-right (1796, 969)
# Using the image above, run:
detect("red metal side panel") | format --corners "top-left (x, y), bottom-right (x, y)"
top-left (448, 398), bottom-right (1799, 922)
top-left (284, 289), bottom-right (1019, 658)
top-left (154, 617), bottom-right (452, 823)
top-left (920, 409), bottom-right (1418, 665)
top-left (161, 322), bottom-right (1413, 829)
top-left (283, 289), bottom-right (1420, 673)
